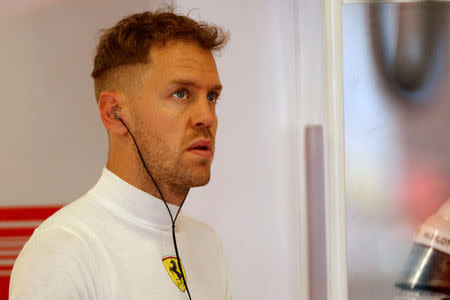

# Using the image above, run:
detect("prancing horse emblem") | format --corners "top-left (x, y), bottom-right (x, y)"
top-left (162, 256), bottom-right (187, 292)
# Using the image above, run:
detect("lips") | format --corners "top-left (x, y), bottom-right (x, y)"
top-left (187, 140), bottom-right (212, 158)
top-left (187, 140), bottom-right (211, 151)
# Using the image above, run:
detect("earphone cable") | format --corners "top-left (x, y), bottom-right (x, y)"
top-left (118, 118), bottom-right (192, 300)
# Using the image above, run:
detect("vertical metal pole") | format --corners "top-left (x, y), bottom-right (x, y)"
top-left (325, 0), bottom-right (349, 299)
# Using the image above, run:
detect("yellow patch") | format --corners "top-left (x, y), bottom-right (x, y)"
top-left (162, 256), bottom-right (187, 292)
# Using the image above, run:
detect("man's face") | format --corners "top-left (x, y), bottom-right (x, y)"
top-left (129, 40), bottom-right (221, 190)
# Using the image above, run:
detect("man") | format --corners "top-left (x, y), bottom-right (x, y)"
top-left (10, 10), bottom-right (231, 300)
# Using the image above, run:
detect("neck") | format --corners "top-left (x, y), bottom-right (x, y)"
top-left (106, 153), bottom-right (189, 207)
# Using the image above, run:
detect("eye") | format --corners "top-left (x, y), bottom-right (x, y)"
top-left (207, 92), bottom-right (219, 103)
top-left (173, 89), bottom-right (188, 99)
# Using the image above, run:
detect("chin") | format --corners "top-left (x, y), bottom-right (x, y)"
top-left (188, 173), bottom-right (211, 187)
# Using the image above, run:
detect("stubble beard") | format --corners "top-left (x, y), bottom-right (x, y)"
top-left (133, 127), bottom-right (212, 195)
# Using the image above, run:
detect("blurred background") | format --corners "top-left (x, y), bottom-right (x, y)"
top-left (343, 3), bottom-right (450, 300)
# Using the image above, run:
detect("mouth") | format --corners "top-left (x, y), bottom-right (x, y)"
top-left (187, 148), bottom-right (212, 158)
top-left (187, 140), bottom-right (212, 158)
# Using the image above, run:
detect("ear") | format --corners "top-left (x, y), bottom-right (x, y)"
top-left (98, 91), bottom-right (128, 136)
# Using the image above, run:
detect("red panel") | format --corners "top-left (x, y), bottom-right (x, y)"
top-left (0, 267), bottom-right (12, 272)
top-left (0, 277), bottom-right (9, 300)
top-left (0, 228), bottom-right (35, 238)
top-left (0, 256), bottom-right (17, 260)
top-left (0, 247), bottom-right (23, 251)
top-left (0, 206), bottom-right (62, 221)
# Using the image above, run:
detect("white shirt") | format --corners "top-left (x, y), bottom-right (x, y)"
top-left (10, 168), bottom-right (232, 300)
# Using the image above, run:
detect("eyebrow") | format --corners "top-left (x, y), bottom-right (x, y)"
top-left (170, 80), bottom-right (223, 92)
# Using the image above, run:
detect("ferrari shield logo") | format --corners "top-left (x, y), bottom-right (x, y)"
top-left (162, 256), bottom-right (187, 292)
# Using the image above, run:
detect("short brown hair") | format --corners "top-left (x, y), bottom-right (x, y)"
top-left (91, 10), bottom-right (229, 101)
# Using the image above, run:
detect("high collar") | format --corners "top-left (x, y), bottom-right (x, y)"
top-left (88, 167), bottom-right (181, 231)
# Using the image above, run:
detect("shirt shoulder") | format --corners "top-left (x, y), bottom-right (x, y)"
top-left (10, 226), bottom-right (98, 300)
top-left (10, 194), bottom-right (113, 300)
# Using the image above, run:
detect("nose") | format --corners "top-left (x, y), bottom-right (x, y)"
top-left (190, 96), bottom-right (217, 130)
